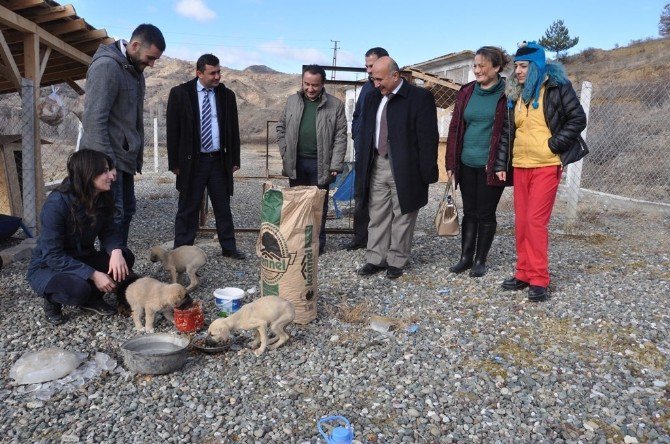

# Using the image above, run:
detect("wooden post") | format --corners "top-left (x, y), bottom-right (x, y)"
top-left (23, 32), bottom-right (43, 233)
top-left (21, 78), bottom-right (37, 234)
top-left (564, 81), bottom-right (592, 230)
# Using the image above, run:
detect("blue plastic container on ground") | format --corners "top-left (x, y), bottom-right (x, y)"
top-left (317, 415), bottom-right (353, 444)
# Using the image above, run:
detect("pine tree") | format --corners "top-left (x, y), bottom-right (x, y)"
top-left (660, 3), bottom-right (670, 36)
top-left (538, 19), bottom-right (579, 60)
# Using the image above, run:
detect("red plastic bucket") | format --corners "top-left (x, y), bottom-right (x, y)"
top-left (173, 301), bottom-right (204, 333)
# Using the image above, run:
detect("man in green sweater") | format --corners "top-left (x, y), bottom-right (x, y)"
top-left (276, 65), bottom-right (347, 255)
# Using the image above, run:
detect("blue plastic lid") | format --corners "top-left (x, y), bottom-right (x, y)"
top-left (331, 426), bottom-right (352, 443)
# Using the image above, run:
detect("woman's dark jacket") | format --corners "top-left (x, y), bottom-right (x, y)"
top-left (446, 79), bottom-right (510, 188)
top-left (26, 189), bottom-right (122, 295)
top-left (494, 76), bottom-right (588, 173)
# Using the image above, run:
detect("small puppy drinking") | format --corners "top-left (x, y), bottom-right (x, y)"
top-left (125, 277), bottom-right (190, 333)
top-left (149, 245), bottom-right (206, 292)
top-left (208, 296), bottom-right (295, 356)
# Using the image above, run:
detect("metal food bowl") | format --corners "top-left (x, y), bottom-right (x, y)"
top-left (120, 333), bottom-right (191, 375)
top-left (191, 332), bottom-right (229, 354)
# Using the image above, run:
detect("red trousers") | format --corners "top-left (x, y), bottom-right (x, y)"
top-left (513, 166), bottom-right (561, 287)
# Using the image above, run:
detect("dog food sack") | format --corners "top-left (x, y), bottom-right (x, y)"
top-left (256, 184), bottom-right (326, 324)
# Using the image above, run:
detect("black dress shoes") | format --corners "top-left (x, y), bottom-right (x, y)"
top-left (44, 298), bottom-right (66, 326)
top-left (345, 241), bottom-right (366, 251)
top-left (222, 249), bottom-right (246, 260)
top-left (528, 285), bottom-right (550, 302)
top-left (357, 263), bottom-right (385, 276)
top-left (501, 277), bottom-right (530, 291)
top-left (386, 266), bottom-right (403, 279)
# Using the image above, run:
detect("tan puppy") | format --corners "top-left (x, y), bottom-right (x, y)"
top-left (208, 296), bottom-right (295, 356)
top-left (125, 277), bottom-right (189, 333)
top-left (149, 245), bottom-right (206, 292)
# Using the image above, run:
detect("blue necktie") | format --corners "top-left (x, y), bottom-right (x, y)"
top-left (201, 88), bottom-right (213, 152)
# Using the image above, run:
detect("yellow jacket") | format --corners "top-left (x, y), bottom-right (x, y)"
top-left (512, 85), bottom-right (561, 168)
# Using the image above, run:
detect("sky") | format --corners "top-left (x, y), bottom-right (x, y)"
top-left (69, 0), bottom-right (667, 78)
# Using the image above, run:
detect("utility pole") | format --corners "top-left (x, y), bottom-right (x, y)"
top-left (330, 40), bottom-right (339, 80)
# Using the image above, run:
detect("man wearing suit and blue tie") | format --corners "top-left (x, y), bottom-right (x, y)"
top-left (167, 53), bottom-right (245, 259)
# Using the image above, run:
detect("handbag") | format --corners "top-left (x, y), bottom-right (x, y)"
top-left (435, 180), bottom-right (459, 236)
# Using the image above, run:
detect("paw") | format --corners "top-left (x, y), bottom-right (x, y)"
top-left (253, 349), bottom-right (264, 357)
top-left (118, 305), bottom-right (132, 317)
top-left (134, 326), bottom-right (145, 332)
top-left (146, 328), bottom-right (155, 334)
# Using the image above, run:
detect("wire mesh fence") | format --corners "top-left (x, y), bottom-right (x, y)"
top-left (1, 74), bottom-right (668, 243)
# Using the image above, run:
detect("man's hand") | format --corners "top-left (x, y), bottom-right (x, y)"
top-left (108, 249), bottom-right (129, 282)
top-left (171, 168), bottom-right (180, 175)
top-left (330, 171), bottom-right (338, 177)
top-left (446, 170), bottom-right (454, 181)
top-left (92, 271), bottom-right (116, 293)
top-left (496, 171), bottom-right (506, 181)
top-left (232, 165), bottom-right (240, 173)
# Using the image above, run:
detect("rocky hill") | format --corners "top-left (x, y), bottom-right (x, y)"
top-left (143, 57), bottom-right (302, 143)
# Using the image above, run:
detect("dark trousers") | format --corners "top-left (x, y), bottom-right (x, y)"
top-left (459, 163), bottom-right (504, 225)
top-left (110, 171), bottom-right (136, 247)
top-left (44, 249), bottom-right (135, 306)
top-left (352, 158), bottom-right (369, 244)
top-left (289, 156), bottom-right (328, 250)
top-left (174, 155), bottom-right (237, 252)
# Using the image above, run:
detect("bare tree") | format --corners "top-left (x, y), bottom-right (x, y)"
top-left (660, 3), bottom-right (670, 36)
top-left (539, 19), bottom-right (579, 60)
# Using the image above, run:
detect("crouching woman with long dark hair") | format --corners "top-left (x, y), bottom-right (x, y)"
top-left (27, 149), bottom-right (135, 325)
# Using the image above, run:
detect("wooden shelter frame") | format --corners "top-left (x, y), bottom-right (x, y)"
top-left (0, 0), bottom-right (113, 233)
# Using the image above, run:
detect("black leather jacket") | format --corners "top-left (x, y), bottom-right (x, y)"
top-left (494, 78), bottom-right (589, 173)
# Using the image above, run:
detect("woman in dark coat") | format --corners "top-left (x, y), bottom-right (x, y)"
top-left (494, 41), bottom-right (588, 302)
top-left (27, 149), bottom-right (135, 325)
top-left (446, 46), bottom-right (511, 277)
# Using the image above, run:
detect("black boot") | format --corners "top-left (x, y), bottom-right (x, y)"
top-left (449, 217), bottom-right (477, 273)
top-left (470, 222), bottom-right (497, 277)
top-left (44, 298), bottom-right (66, 326)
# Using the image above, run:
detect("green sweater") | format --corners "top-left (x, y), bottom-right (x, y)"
top-left (297, 97), bottom-right (318, 158)
top-left (461, 78), bottom-right (504, 168)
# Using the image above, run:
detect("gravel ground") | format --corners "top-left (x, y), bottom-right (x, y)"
top-left (1, 168), bottom-right (669, 443)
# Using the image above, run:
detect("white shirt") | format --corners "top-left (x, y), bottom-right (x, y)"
top-left (197, 79), bottom-right (221, 152)
top-left (375, 79), bottom-right (403, 149)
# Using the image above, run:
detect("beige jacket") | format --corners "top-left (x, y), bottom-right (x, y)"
top-left (276, 90), bottom-right (347, 185)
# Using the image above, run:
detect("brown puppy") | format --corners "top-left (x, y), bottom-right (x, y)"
top-left (149, 245), bottom-right (206, 292)
top-left (125, 277), bottom-right (189, 333)
top-left (208, 296), bottom-right (295, 356)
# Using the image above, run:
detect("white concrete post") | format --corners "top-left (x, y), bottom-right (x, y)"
top-left (564, 81), bottom-right (592, 228)
top-left (75, 121), bottom-right (83, 151)
top-left (153, 116), bottom-right (159, 173)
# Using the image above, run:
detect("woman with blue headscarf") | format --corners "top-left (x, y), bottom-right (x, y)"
top-left (493, 41), bottom-right (588, 302)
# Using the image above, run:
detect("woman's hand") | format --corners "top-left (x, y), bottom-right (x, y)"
top-left (446, 170), bottom-right (454, 181)
top-left (92, 270), bottom-right (117, 293)
top-left (108, 249), bottom-right (128, 282)
top-left (496, 171), bottom-right (507, 181)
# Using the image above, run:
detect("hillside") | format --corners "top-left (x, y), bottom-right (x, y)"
top-left (563, 36), bottom-right (670, 84)
top-left (143, 57), bottom-right (302, 142)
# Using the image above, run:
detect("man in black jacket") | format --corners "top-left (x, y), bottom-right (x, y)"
top-left (166, 54), bottom-right (244, 259)
top-left (347, 46), bottom-right (389, 251)
top-left (357, 56), bottom-right (439, 279)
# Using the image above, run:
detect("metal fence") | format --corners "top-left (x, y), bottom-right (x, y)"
top-left (1, 75), bottom-right (668, 240)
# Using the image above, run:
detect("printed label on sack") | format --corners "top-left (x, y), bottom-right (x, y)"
top-left (301, 225), bottom-right (314, 286)
top-left (259, 222), bottom-right (297, 284)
